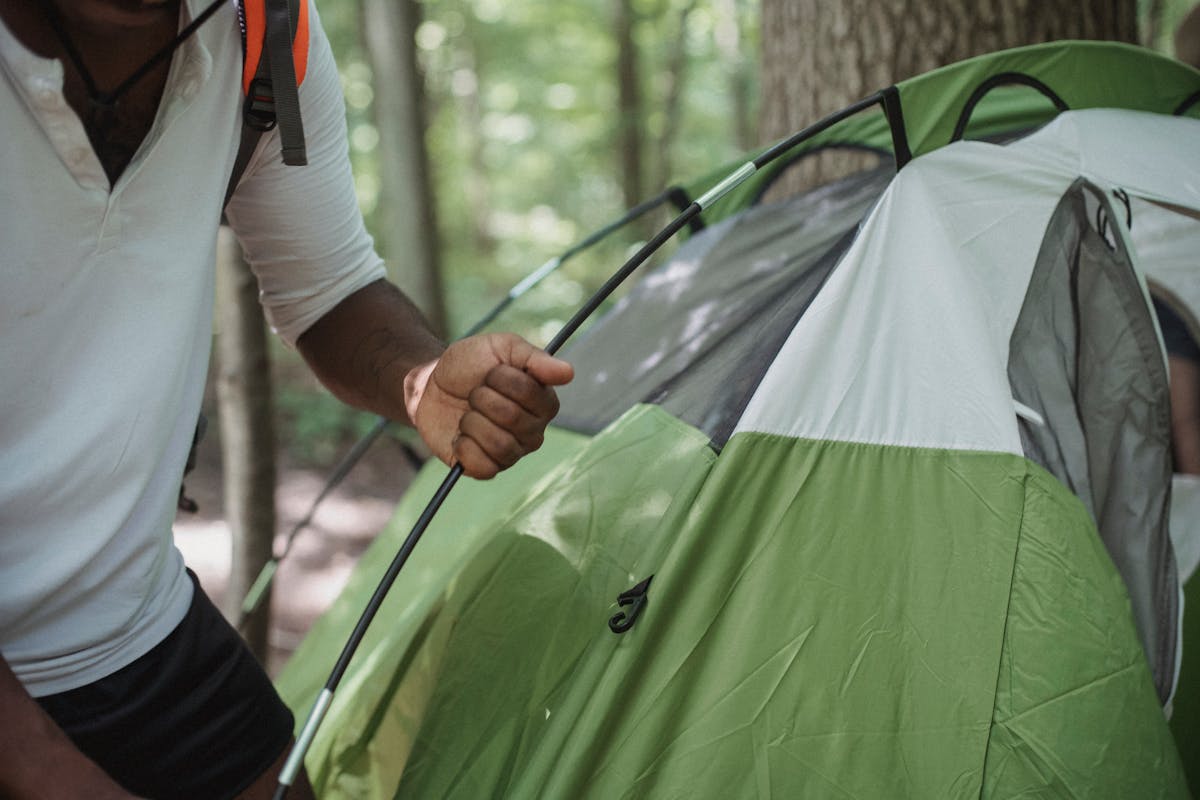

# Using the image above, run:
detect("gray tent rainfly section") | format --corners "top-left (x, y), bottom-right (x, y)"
top-left (556, 165), bottom-right (893, 446)
top-left (1008, 179), bottom-right (1178, 702)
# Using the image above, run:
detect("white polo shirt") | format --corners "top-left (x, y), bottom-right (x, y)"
top-left (0, 0), bottom-right (385, 695)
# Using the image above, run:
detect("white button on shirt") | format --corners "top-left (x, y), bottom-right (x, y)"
top-left (0, 0), bottom-right (385, 696)
top-left (34, 85), bottom-right (57, 108)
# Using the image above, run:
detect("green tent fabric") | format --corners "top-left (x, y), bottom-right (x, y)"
top-left (1171, 574), bottom-right (1200, 790)
top-left (697, 40), bottom-right (1199, 227)
top-left (276, 42), bottom-right (1200, 798)
top-left (280, 407), bottom-right (717, 795)
top-left (279, 409), bottom-right (1185, 798)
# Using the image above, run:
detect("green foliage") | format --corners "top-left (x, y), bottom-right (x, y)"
top-left (274, 382), bottom-right (377, 464)
top-left (317, 0), bottom-right (759, 345)
top-left (1139, 0), bottom-right (1200, 51)
top-left (276, 0), bottom-right (759, 458)
top-left (283, 0), bottom-right (1191, 457)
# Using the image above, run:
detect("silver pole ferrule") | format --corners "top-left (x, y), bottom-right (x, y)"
top-left (695, 162), bottom-right (757, 209)
top-left (510, 256), bottom-right (563, 298)
top-left (279, 688), bottom-right (335, 787)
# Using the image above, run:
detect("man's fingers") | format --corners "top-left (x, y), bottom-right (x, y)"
top-left (467, 385), bottom-right (548, 447)
top-left (523, 350), bottom-right (574, 387)
top-left (419, 333), bottom-right (572, 479)
top-left (483, 365), bottom-right (560, 421)
top-left (453, 410), bottom-right (544, 479)
top-left (452, 435), bottom-right (501, 480)
top-left (495, 334), bottom-right (574, 387)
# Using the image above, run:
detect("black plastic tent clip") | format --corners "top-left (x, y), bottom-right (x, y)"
top-left (609, 575), bottom-right (654, 634)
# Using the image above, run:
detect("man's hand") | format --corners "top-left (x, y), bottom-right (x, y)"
top-left (297, 281), bottom-right (573, 478)
top-left (405, 333), bottom-right (574, 479)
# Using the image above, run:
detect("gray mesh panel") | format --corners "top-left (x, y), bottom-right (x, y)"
top-left (1008, 179), bottom-right (1179, 702)
top-left (557, 166), bottom-right (892, 446)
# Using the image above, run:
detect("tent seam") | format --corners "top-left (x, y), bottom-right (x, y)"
top-left (975, 463), bottom-right (1030, 798)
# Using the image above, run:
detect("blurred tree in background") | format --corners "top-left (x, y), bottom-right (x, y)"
top-left (362, 0), bottom-right (448, 336)
top-left (759, 0), bottom-right (1140, 191)
top-left (210, 0), bottom-right (1198, 657)
top-left (272, 0), bottom-right (760, 462)
top-left (319, 0), bottom-right (753, 340)
top-left (270, 0), bottom-right (1196, 462)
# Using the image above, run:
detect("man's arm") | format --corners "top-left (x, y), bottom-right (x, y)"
top-left (296, 279), bottom-right (573, 480)
top-left (0, 656), bottom-right (142, 799)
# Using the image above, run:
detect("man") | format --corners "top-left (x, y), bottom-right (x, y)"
top-left (0, 0), bottom-right (573, 797)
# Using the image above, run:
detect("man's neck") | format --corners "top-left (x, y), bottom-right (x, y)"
top-left (0, 0), bottom-right (185, 184)
top-left (0, 0), bottom-right (181, 56)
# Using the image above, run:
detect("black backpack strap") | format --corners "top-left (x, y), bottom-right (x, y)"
top-left (224, 120), bottom-right (264, 213)
top-left (262, 0), bottom-right (306, 165)
top-left (222, 0), bottom-right (306, 213)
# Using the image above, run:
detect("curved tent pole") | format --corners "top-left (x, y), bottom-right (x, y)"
top-left (236, 188), bottom-right (685, 626)
top-left (744, 142), bottom-right (894, 208)
top-left (949, 71), bottom-right (1070, 143)
top-left (271, 88), bottom-right (903, 799)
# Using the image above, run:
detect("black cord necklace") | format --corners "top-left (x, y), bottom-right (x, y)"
top-left (37, 0), bottom-right (225, 132)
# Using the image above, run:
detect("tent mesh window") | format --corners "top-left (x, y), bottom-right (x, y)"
top-left (556, 164), bottom-right (893, 448)
top-left (1008, 178), bottom-right (1178, 702)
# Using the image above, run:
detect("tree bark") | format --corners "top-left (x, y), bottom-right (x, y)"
top-left (615, 0), bottom-right (645, 214)
top-left (362, 0), bottom-right (449, 337)
top-left (1142, 0), bottom-right (1165, 47)
top-left (715, 0), bottom-right (756, 153)
top-left (759, 0), bottom-right (1138, 193)
top-left (653, 0), bottom-right (700, 192)
top-left (215, 227), bottom-right (276, 662)
top-left (457, 24), bottom-right (497, 255)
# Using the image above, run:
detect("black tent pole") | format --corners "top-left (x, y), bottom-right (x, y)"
top-left (272, 206), bottom-right (705, 800)
top-left (272, 90), bottom-right (894, 800)
top-left (236, 189), bottom-right (680, 627)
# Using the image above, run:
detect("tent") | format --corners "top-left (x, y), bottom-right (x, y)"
top-left (277, 42), bottom-right (1200, 798)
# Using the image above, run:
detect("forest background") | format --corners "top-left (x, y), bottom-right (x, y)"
top-left (277, 0), bottom-right (1198, 463)
top-left (185, 0), bottom-right (1200, 669)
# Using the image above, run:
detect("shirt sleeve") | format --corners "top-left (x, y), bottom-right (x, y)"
top-left (223, 0), bottom-right (387, 347)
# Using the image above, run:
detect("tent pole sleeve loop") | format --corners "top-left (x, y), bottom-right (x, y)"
top-left (880, 85), bottom-right (913, 169)
top-left (1175, 89), bottom-right (1200, 117)
top-left (949, 72), bottom-right (1068, 145)
top-left (666, 186), bottom-right (706, 233)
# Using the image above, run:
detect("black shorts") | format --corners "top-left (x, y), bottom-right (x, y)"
top-left (36, 570), bottom-right (295, 800)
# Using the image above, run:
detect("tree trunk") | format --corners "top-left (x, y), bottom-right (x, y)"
top-left (1142, 0), bottom-right (1165, 47)
top-left (215, 227), bottom-right (276, 662)
top-left (759, 0), bottom-right (1138, 193)
top-left (715, 0), bottom-right (756, 153)
top-left (615, 0), bottom-right (645, 215)
top-left (362, 0), bottom-right (448, 337)
top-left (459, 11), bottom-right (497, 256)
top-left (653, 0), bottom-right (700, 192)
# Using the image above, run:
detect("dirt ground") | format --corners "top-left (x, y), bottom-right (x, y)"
top-left (172, 415), bottom-right (419, 676)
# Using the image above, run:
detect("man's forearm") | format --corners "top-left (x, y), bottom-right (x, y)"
top-left (297, 277), bottom-right (573, 478)
top-left (296, 279), bottom-right (445, 426)
top-left (0, 656), bottom-right (139, 799)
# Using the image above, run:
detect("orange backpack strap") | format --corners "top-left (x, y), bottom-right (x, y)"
top-left (224, 0), bottom-right (308, 211)
top-left (237, 0), bottom-right (308, 165)
top-left (240, 0), bottom-right (309, 94)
